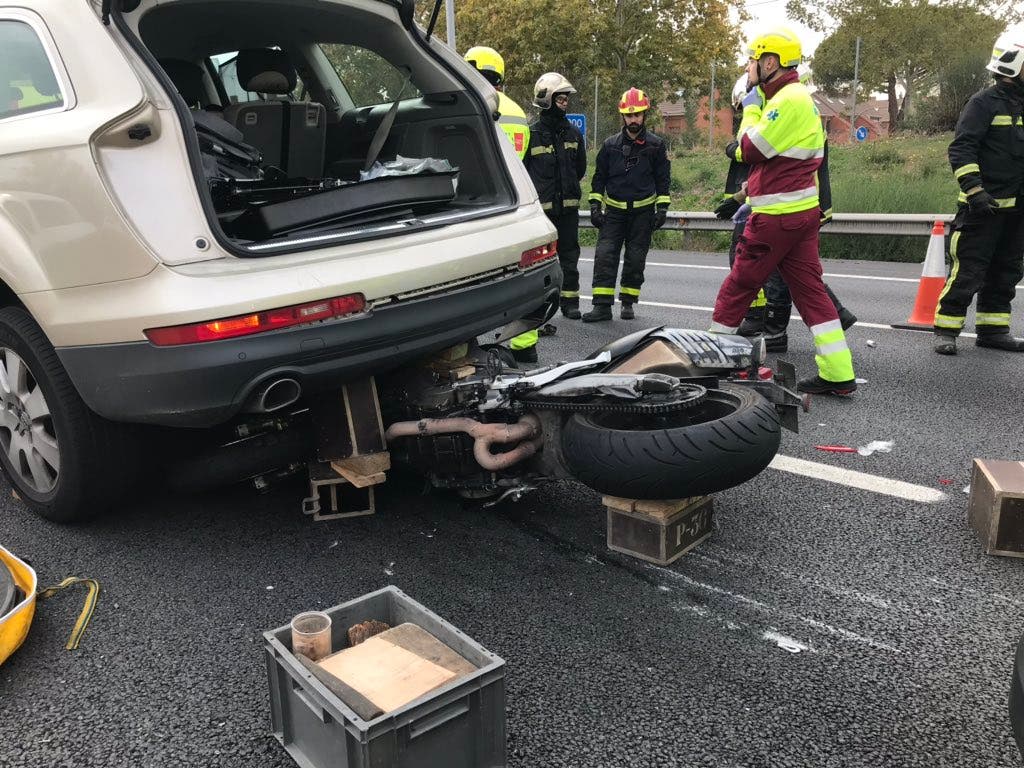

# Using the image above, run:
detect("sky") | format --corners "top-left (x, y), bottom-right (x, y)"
top-left (738, 0), bottom-right (824, 59)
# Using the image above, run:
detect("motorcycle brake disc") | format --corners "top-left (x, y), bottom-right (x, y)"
top-left (520, 384), bottom-right (707, 415)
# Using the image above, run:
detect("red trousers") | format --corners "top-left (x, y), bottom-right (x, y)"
top-left (712, 208), bottom-right (839, 330)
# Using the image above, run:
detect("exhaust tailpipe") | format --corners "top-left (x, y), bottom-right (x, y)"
top-left (245, 378), bottom-right (302, 413)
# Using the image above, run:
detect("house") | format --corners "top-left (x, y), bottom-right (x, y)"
top-left (657, 90), bottom-right (890, 145)
top-left (813, 93), bottom-right (889, 144)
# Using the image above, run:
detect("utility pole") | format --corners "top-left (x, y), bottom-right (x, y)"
top-left (445, 0), bottom-right (455, 52)
top-left (708, 61), bottom-right (717, 146)
top-left (594, 76), bottom-right (599, 148)
top-left (850, 36), bottom-right (861, 143)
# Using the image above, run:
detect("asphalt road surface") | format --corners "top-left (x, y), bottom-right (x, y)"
top-left (3, 249), bottom-right (1023, 768)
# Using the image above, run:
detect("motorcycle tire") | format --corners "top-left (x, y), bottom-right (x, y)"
top-left (561, 383), bottom-right (781, 499)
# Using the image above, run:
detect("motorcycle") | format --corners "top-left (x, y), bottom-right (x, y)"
top-left (170, 328), bottom-right (805, 506)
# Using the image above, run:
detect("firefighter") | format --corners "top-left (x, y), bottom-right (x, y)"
top-left (710, 27), bottom-right (856, 395)
top-left (583, 87), bottom-right (672, 322)
top-left (715, 75), bottom-right (856, 350)
top-left (464, 46), bottom-right (540, 363)
top-left (933, 26), bottom-right (1024, 355)
top-left (524, 72), bottom-right (588, 320)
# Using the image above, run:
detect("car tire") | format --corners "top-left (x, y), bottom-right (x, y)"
top-left (560, 382), bottom-right (781, 500)
top-left (0, 307), bottom-right (135, 523)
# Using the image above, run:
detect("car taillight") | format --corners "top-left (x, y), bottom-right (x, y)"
top-left (519, 241), bottom-right (558, 269)
top-left (144, 294), bottom-right (366, 346)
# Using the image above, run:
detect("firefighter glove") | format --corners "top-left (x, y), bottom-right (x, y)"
top-left (724, 140), bottom-right (739, 160)
top-left (819, 208), bottom-right (833, 226)
top-left (967, 189), bottom-right (998, 215)
top-left (715, 197), bottom-right (741, 220)
top-left (652, 205), bottom-right (668, 230)
top-left (590, 203), bottom-right (605, 229)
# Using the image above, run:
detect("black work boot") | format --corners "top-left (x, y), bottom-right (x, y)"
top-left (762, 304), bottom-right (791, 352)
top-left (825, 285), bottom-right (857, 331)
top-left (738, 306), bottom-right (766, 337)
top-left (561, 302), bottom-right (582, 320)
top-left (797, 376), bottom-right (857, 396)
top-left (620, 303), bottom-right (635, 320)
top-left (582, 305), bottom-right (613, 323)
top-left (976, 332), bottom-right (1024, 352)
top-left (511, 345), bottom-right (538, 365)
top-left (934, 334), bottom-right (957, 356)
top-left (838, 307), bottom-right (858, 331)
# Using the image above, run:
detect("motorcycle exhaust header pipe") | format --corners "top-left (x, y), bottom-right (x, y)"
top-left (385, 414), bottom-right (543, 471)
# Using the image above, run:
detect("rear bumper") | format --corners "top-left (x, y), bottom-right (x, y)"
top-left (1013, 633), bottom-right (1024, 760)
top-left (57, 262), bottom-right (560, 427)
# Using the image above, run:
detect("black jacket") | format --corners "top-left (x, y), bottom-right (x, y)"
top-left (588, 128), bottom-right (671, 210)
top-left (523, 110), bottom-right (587, 210)
top-left (949, 80), bottom-right (1024, 208)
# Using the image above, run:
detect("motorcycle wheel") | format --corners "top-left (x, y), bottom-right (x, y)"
top-left (560, 382), bottom-right (780, 499)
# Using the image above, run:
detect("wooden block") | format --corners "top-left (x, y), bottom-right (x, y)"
top-left (330, 452), bottom-right (391, 488)
top-left (968, 459), bottom-right (1024, 558)
top-left (607, 496), bottom-right (714, 565)
top-left (316, 623), bottom-right (475, 713)
top-left (347, 619), bottom-right (390, 646)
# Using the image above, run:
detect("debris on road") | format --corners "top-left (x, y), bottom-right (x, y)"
top-left (762, 630), bottom-right (809, 654)
top-left (815, 445), bottom-right (858, 453)
top-left (865, 340), bottom-right (876, 347)
top-left (855, 378), bottom-right (868, 384)
top-left (858, 440), bottom-right (895, 456)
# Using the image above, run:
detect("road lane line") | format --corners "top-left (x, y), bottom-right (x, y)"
top-left (769, 454), bottom-right (947, 503)
top-left (578, 294), bottom-right (979, 338)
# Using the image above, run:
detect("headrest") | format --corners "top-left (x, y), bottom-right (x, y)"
top-left (236, 49), bottom-right (296, 95)
top-left (159, 58), bottom-right (206, 107)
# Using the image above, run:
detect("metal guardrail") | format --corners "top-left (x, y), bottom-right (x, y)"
top-left (578, 210), bottom-right (953, 237)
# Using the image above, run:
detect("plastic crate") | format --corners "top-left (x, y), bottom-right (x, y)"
top-left (264, 586), bottom-right (506, 768)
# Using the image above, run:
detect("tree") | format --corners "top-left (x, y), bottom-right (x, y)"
top-left (428, 0), bottom-right (743, 142)
top-left (806, 2), bottom-right (1005, 133)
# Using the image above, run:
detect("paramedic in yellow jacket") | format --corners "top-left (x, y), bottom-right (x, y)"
top-left (464, 46), bottom-right (539, 363)
top-left (711, 26), bottom-right (857, 396)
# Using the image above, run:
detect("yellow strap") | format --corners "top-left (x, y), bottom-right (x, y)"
top-left (954, 163), bottom-right (980, 179)
top-left (603, 194), bottom-right (657, 209)
top-left (530, 145), bottom-right (554, 156)
top-left (37, 577), bottom-right (100, 651)
top-left (991, 115), bottom-right (1013, 126)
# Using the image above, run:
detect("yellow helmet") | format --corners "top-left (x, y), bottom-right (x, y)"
top-left (746, 26), bottom-right (802, 68)
top-left (464, 46), bottom-right (505, 86)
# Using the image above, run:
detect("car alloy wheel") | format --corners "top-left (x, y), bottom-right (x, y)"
top-left (0, 347), bottom-right (59, 495)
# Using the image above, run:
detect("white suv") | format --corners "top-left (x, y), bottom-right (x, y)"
top-left (0, 0), bottom-right (560, 521)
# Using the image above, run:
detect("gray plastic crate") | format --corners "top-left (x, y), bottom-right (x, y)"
top-left (264, 586), bottom-right (506, 768)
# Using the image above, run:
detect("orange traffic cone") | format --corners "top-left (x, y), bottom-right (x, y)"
top-left (892, 220), bottom-right (949, 331)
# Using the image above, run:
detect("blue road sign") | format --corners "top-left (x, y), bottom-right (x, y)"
top-left (855, 125), bottom-right (868, 142)
top-left (566, 113), bottom-right (587, 142)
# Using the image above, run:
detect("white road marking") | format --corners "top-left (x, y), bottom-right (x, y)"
top-left (580, 257), bottom-right (1024, 289)
top-left (578, 294), bottom-right (980, 338)
top-left (769, 454), bottom-right (948, 503)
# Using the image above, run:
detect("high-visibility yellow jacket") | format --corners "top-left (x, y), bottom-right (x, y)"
top-left (496, 91), bottom-right (530, 160)
top-left (731, 69), bottom-right (825, 215)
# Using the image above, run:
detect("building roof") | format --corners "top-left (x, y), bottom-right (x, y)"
top-left (813, 92), bottom-right (889, 123)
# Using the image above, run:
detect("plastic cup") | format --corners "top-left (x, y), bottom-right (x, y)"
top-left (290, 611), bottom-right (332, 661)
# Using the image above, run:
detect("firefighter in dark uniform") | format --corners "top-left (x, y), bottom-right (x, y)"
top-left (583, 87), bottom-right (672, 322)
top-left (523, 72), bottom-right (588, 320)
top-left (934, 26), bottom-right (1024, 355)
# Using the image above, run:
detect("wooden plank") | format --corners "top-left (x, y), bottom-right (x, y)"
top-left (380, 623), bottom-right (477, 676)
top-left (296, 652), bottom-right (384, 721)
top-left (317, 626), bottom-right (461, 713)
top-left (331, 452), bottom-right (391, 488)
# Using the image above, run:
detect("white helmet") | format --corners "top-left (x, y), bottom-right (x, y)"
top-left (533, 72), bottom-right (576, 109)
top-left (987, 26), bottom-right (1024, 79)
top-left (730, 74), bottom-right (749, 108)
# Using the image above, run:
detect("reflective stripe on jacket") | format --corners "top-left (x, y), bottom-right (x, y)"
top-left (949, 81), bottom-right (1024, 208)
top-left (497, 91), bottom-right (530, 160)
top-left (523, 110), bottom-right (587, 209)
top-left (732, 70), bottom-right (824, 215)
top-left (588, 128), bottom-right (671, 210)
